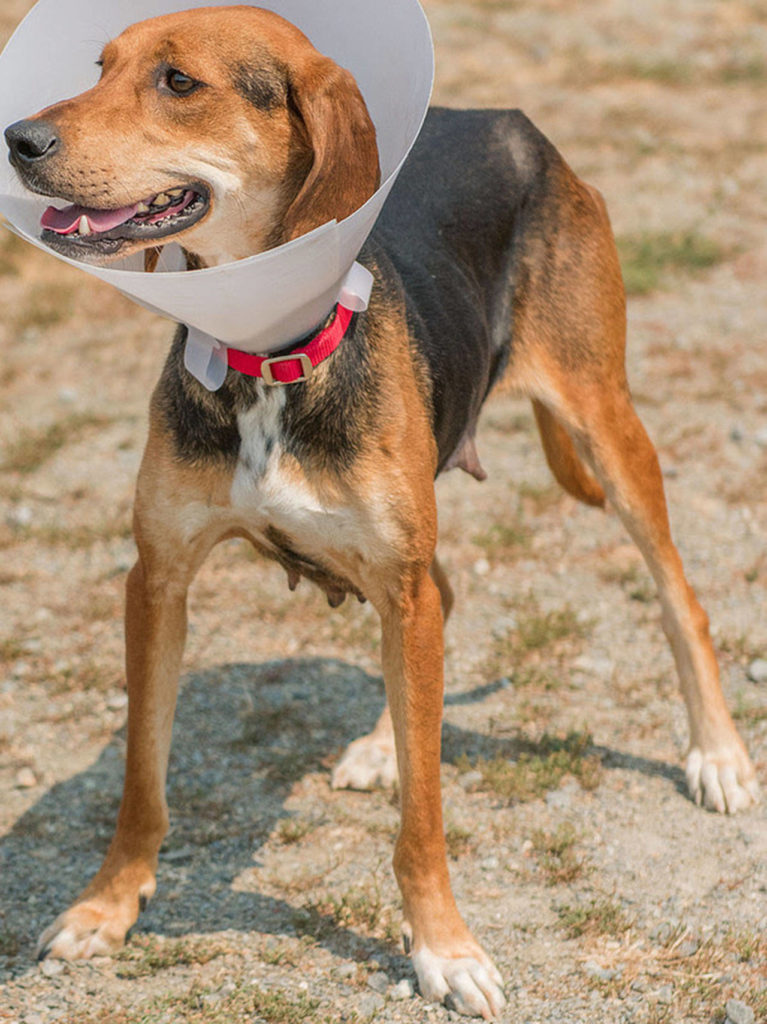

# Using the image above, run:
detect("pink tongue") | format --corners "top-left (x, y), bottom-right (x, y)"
top-left (41, 202), bottom-right (139, 235)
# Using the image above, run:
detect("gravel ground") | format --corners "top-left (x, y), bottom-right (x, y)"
top-left (1, 0), bottom-right (766, 1022)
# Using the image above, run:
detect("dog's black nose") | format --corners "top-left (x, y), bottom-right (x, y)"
top-left (5, 119), bottom-right (60, 164)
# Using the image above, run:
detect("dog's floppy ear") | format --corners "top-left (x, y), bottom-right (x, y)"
top-left (282, 56), bottom-right (380, 242)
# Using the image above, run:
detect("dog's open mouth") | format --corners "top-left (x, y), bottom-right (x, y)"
top-left (39, 185), bottom-right (210, 256)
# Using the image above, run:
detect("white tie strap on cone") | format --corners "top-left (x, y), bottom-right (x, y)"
top-left (0, 0), bottom-right (433, 385)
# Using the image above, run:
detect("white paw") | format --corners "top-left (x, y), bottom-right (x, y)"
top-left (37, 909), bottom-right (127, 961)
top-left (413, 945), bottom-right (505, 1019)
top-left (685, 747), bottom-right (760, 814)
top-left (331, 733), bottom-right (398, 790)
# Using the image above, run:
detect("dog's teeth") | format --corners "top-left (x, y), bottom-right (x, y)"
top-left (153, 192), bottom-right (170, 206)
top-left (135, 201), bottom-right (151, 214)
top-left (77, 215), bottom-right (92, 236)
top-left (167, 188), bottom-right (184, 198)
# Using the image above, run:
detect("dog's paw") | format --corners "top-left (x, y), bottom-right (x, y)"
top-left (685, 747), bottom-right (760, 813)
top-left (331, 732), bottom-right (397, 790)
top-left (37, 890), bottom-right (148, 961)
top-left (412, 945), bottom-right (505, 1019)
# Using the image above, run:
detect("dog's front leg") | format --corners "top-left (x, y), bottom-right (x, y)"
top-left (331, 555), bottom-right (454, 791)
top-left (36, 436), bottom-right (220, 959)
top-left (37, 547), bottom-right (191, 960)
top-left (381, 569), bottom-right (505, 1018)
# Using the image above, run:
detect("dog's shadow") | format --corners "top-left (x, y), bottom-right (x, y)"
top-left (0, 656), bottom-right (685, 982)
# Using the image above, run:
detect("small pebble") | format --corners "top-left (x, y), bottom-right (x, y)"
top-left (677, 938), bottom-right (699, 957)
top-left (367, 971), bottom-right (389, 994)
top-left (584, 960), bottom-right (616, 981)
top-left (107, 692), bottom-right (128, 710)
top-left (729, 424), bottom-right (744, 442)
top-left (545, 788), bottom-right (572, 809)
top-left (458, 770), bottom-right (483, 791)
top-left (335, 962), bottom-right (356, 979)
top-left (39, 959), bottom-right (64, 978)
top-left (391, 978), bottom-right (414, 1001)
top-left (754, 428), bottom-right (767, 449)
top-left (746, 658), bottom-right (767, 684)
top-left (358, 993), bottom-right (385, 1016)
top-left (656, 984), bottom-right (674, 1003)
top-left (725, 999), bottom-right (755, 1024)
top-left (6, 505), bottom-right (33, 528)
top-left (15, 767), bottom-right (37, 789)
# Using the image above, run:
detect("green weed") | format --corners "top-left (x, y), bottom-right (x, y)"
top-left (531, 822), bottom-right (585, 885)
top-left (458, 731), bottom-right (602, 803)
top-left (617, 230), bottom-right (728, 296)
top-left (557, 896), bottom-right (631, 939)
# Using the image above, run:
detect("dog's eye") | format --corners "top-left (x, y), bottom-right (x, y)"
top-left (166, 69), bottom-right (199, 95)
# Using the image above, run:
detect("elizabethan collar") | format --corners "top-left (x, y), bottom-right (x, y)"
top-left (0, 0), bottom-right (433, 369)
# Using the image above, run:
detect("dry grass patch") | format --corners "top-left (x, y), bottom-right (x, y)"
top-left (457, 730), bottom-right (602, 804)
top-left (12, 281), bottom-right (76, 332)
top-left (717, 631), bottom-right (763, 666)
top-left (616, 230), bottom-right (729, 295)
top-left (58, 978), bottom-right (337, 1024)
top-left (1, 411), bottom-right (114, 473)
top-left (114, 934), bottom-right (233, 979)
top-left (557, 896), bottom-right (632, 939)
top-left (0, 927), bottom-right (22, 958)
top-left (0, 229), bottom-right (28, 276)
top-left (0, 636), bottom-right (27, 663)
top-left (484, 594), bottom-right (592, 686)
top-left (568, 52), bottom-right (767, 88)
top-left (550, 919), bottom-right (767, 1022)
top-left (445, 820), bottom-right (475, 860)
top-left (275, 815), bottom-right (319, 845)
top-left (48, 659), bottom-right (122, 696)
top-left (473, 513), bottom-right (531, 564)
top-left (293, 875), bottom-right (398, 946)
top-left (530, 822), bottom-right (586, 885)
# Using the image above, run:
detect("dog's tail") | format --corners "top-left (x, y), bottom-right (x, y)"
top-left (532, 400), bottom-right (605, 507)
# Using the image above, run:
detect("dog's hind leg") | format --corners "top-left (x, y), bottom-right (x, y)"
top-left (552, 384), bottom-right (758, 812)
top-left (532, 398), bottom-right (605, 507)
top-left (37, 433), bottom-right (230, 959)
top-left (331, 555), bottom-right (452, 791)
top-left (514, 172), bottom-right (758, 812)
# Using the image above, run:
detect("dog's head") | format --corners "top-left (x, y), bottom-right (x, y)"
top-left (4, 6), bottom-right (380, 266)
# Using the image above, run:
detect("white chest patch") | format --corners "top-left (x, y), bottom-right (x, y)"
top-left (229, 392), bottom-right (369, 570)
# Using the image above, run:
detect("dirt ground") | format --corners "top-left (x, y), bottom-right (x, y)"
top-left (1, 0), bottom-right (766, 1022)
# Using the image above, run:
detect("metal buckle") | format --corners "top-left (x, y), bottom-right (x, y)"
top-left (260, 352), bottom-right (313, 386)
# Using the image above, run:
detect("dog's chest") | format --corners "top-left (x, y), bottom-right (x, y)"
top-left (228, 392), bottom-right (378, 596)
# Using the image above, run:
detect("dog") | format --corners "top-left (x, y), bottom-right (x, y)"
top-left (4, 6), bottom-right (759, 1018)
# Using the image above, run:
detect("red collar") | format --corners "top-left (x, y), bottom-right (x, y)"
top-left (226, 303), bottom-right (354, 385)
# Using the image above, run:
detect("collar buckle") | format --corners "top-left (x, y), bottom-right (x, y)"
top-left (260, 351), bottom-right (314, 386)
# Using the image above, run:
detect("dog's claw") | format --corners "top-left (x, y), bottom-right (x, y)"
top-left (412, 946), bottom-right (505, 1019)
top-left (685, 746), bottom-right (760, 813)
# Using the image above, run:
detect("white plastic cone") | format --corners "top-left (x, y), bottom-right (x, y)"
top-left (0, 0), bottom-right (433, 366)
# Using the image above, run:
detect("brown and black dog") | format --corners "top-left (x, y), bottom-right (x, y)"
top-left (4, 6), bottom-right (759, 1018)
